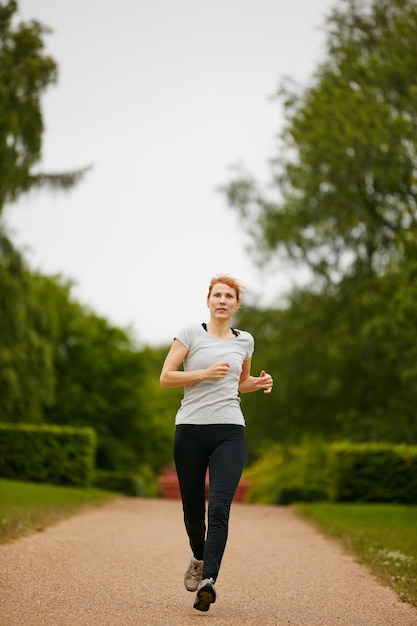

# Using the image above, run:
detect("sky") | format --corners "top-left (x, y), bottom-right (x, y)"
top-left (7, 0), bottom-right (336, 346)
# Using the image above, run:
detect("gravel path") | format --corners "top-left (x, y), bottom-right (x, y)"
top-left (1, 498), bottom-right (416, 625)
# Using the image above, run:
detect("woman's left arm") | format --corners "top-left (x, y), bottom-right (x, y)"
top-left (238, 358), bottom-right (273, 394)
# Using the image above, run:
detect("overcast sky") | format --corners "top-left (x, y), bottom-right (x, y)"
top-left (7, 0), bottom-right (336, 346)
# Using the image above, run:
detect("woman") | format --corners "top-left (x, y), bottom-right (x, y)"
top-left (160, 274), bottom-right (273, 612)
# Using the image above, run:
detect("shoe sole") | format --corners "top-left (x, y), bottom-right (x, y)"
top-left (193, 582), bottom-right (216, 612)
top-left (198, 587), bottom-right (216, 604)
top-left (193, 598), bottom-right (210, 612)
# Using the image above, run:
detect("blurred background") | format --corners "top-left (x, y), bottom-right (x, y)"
top-left (1, 0), bottom-right (417, 502)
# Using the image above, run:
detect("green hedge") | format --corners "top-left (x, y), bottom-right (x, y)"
top-left (328, 442), bottom-right (417, 503)
top-left (93, 470), bottom-right (148, 497)
top-left (0, 423), bottom-right (96, 486)
top-left (244, 443), bottom-right (329, 504)
top-left (245, 442), bottom-right (417, 504)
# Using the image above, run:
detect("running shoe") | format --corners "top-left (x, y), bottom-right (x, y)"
top-left (184, 557), bottom-right (203, 592)
top-left (193, 578), bottom-right (216, 612)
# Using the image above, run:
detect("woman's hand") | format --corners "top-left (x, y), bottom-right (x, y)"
top-left (238, 359), bottom-right (274, 394)
top-left (255, 370), bottom-right (273, 394)
top-left (205, 361), bottom-right (230, 380)
top-left (160, 339), bottom-right (231, 387)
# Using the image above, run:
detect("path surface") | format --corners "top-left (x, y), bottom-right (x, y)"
top-left (1, 498), bottom-right (416, 626)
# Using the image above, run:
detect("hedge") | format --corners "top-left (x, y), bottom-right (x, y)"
top-left (93, 470), bottom-right (147, 497)
top-left (245, 442), bottom-right (417, 504)
top-left (0, 423), bottom-right (96, 486)
top-left (328, 442), bottom-right (417, 503)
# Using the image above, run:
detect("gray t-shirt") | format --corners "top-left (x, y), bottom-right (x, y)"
top-left (174, 323), bottom-right (254, 426)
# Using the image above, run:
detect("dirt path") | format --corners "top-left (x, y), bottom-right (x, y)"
top-left (0, 498), bottom-right (416, 625)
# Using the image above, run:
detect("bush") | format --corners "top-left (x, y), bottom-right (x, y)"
top-left (244, 445), bottom-right (286, 503)
top-left (328, 442), bottom-right (417, 503)
top-left (93, 470), bottom-right (147, 497)
top-left (0, 423), bottom-right (96, 486)
top-left (245, 441), bottom-right (417, 505)
top-left (245, 442), bottom-right (328, 504)
top-left (278, 485), bottom-right (327, 505)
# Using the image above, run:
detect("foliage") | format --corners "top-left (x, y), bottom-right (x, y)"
top-left (33, 275), bottom-right (172, 474)
top-left (0, 254), bottom-right (175, 477)
top-left (243, 444), bottom-right (286, 503)
top-left (296, 502), bottom-right (417, 607)
top-left (236, 259), bottom-right (417, 449)
top-left (0, 0), bottom-right (89, 214)
top-left (142, 344), bottom-right (180, 466)
top-left (0, 228), bottom-right (56, 422)
top-left (0, 0), bottom-right (91, 427)
top-left (92, 469), bottom-right (152, 498)
top-left (224, 0), bottom-right (417, 283)
top-left (245, 441), bottom-right (417, 505)
top-left (0, 423), bottom-right (96, 486)
top-left (245, 442), bottom-right (329, 504)
top-left (328, 442), bottom-right (417, 503)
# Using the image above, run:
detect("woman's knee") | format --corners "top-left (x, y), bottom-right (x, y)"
top-left (208, 498), bottom-right (231, 526)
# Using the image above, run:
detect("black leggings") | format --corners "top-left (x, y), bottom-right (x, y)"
top-left (174, 424), bottom-right (246, 582)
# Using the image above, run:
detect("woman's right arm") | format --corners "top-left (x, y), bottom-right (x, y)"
top-left (160, 339), bottom-right (230, 388)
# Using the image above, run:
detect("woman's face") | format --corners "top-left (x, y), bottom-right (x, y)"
top-left (207, 282), bottom-right (240, 320)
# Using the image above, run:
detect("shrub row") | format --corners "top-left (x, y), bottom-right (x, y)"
top-left (92, 470), bottom-right (148, 497)
top-left (246, 442), bottom-right (417, 504)
top-left (328, 442), bottom-right (417, 504)
top-left (0, 423), bottom-right (96, 486)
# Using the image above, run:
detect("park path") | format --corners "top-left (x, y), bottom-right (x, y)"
top-left (0, 498), bottom-right (416, 626)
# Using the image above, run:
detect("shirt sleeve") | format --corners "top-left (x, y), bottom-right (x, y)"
top-left (174, 324), bottom-right (194, 350)
top-left (246, 332), bottom-right (255, 360)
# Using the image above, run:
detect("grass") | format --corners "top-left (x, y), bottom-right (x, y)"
top-left (295, 502), bottom-right (417, 608)
top-left (0, 478), bottom-right (116, 545)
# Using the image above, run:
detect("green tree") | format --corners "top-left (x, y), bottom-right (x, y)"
top-left (236, 262), bottom-right (417, 451)
top-left (224, 0), bottom-right (417, 282)
top-left (221, 0), bottom-right (417, 449)
top-left (0, 229), bottom-right (55, 422)
top-left (34, 275), bottom-right (172, 473)
top-left (0, 0), bottom-right (88, 213)
top-left (141, 344), bottom-right (181, 467)
top-left (0, 1), bottom-right (90, 428)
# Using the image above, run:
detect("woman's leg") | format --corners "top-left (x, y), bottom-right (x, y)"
top-left (202, 425), bottom-right (246, 582)
top-left (174, 425), bottom-right (208, 560)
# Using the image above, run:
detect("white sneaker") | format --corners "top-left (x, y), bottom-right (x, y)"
top-left (184, 557), bottom-right (203, 592)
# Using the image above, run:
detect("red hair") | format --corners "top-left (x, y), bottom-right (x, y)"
top-left (207, 274), bottom-right (244, 302)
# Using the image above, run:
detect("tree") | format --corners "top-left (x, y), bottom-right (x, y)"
top-left (224, 0), bottom-right (417, 283)
top-left (0, 230), bottom-right (55, 422)
top-left (34, 275), bottom-right (172, 473)
top-left (0, 0), bottom-right (89, 214)
top-left (0, 1), bottom-right (92, 426)
top-left (235, 266), bottom-right (417, 451)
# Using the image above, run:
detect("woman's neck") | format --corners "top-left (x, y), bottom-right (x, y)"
top-left (206, 319), bottom-right (234, 339)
